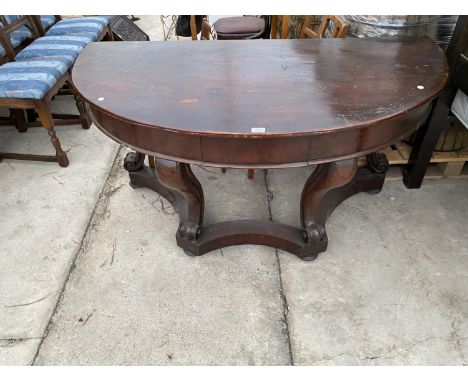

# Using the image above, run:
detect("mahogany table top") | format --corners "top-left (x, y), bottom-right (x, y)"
top-left (73, 39), bottom-right (448, 167)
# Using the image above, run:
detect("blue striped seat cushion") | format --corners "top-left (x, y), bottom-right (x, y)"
top-left (16, 35), bottom-right (93, 69)
top-left (45, 16), bottom-right (111, 41)
top-left (3, 15), bottom-right (20, 23)
top-left (10, 26), bottom-right (33, 47)
top-left (0, 60), bottom-right (68, 99)
top-left (40, 15), bottom-right (57, 30)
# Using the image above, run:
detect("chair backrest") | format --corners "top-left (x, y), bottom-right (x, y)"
top-left (0, 15), bottom-right (39, 61)
top-left (270, 15), bottom-right (289, 39)
top-left (300, 15), bottom-right (349, 39)
top-left (189, 15), bottom-right (212, 40)
top-left (30, 15), bottom-right (61, 36)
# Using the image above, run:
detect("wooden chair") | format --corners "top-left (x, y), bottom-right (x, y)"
top-left (185, 16), bottom-right (267, 41)
top-left (300, 16), bottom-right (349, 39)
top-left (270, 16), bottom-right (290, 39)
top-left (0, 15), bottom-right (37, 63)
top-left (30, 15), bottom-right (113, 42)
top-left (30, 15), bottom-right (60, 36)
top-left (0, 16), bottom-right (93, 166)
top-left (0, 16), bottom-right (39, 128)
top-left (188, 15), bottom-right (212, 40)
top-left (213, 16), bottom-right (267, 40)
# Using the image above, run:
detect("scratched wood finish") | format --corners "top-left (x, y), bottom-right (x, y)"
top-left (73, 39), bottom-right (447, 167)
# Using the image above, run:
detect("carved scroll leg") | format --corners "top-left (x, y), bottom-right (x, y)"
top-left (154, 158), bottom-right (204, 255)
top-left (124, 153), bottom-right (204, 256)
top-left (123, 151), bottom-right (177, 205)
top-left (300, 158), bottom-right (358, 261)
top-left (365, 152), bottom-right (391, 194)
top-left (300, 154), bottom-right (389, 261)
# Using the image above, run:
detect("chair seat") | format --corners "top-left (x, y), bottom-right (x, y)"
top-left (10, 26), bottom-right (33, 47)
top-left (0, 60), bottom-right (68, 99)
top-left (45, 16), bottom-right (111, 41)
top-left (16, 35), bottom-right (93, 69)
top-left (214, 16), bottom-right (265, 35)
top-left (40, 15), bottom-right (57, 30)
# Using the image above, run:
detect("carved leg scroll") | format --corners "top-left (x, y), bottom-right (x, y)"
top-left (154, 158), bottom-right (204, 250)
top-left (299, 153), bottom-right (389, 261)
top-left (300, 158), bottom-right (358, 260)
top-left (124, 151), bottom-right (176, 205)
top-left (124, 152), bottom-right (204, 255)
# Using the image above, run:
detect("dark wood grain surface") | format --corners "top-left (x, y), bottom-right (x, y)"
top-left (73, 39), bottom-right (448, 167)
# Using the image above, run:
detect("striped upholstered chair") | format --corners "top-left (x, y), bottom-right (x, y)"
top-left (0, 15), bottom-right (37, 63)
top-left (0, 16), bottom-right (95, 166)
top-left (30, 15), bottom-right (59, 35)
top-left (42, 16), bottom-right (113, 42)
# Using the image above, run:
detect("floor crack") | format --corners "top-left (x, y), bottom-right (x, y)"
top-left (29, 145), bottom-right (122, 365)
top-left (0, 337), bottom-right (43, 344)
top-left (309, 335), bottom-right (468, 365)
top-left (263, 169), bottom-right (294, 366)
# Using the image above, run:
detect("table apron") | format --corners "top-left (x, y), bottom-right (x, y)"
top-left (88, 102), bottom-right (432, 168)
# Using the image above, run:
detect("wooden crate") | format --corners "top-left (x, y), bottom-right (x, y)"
top-left (360, 142), bottom-right (468, 180)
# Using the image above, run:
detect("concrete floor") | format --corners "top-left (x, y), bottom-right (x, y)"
top-left (1, 16), bottom-right (468, 366)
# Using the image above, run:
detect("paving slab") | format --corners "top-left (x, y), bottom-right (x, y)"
top-left (35, 152), bottom-right (290, 365)
top-left (0, 338), bottom-right (42, 366)
top-left (267, 167), bottom-right (468, 365)
top-left (0, 96), bottom-right (119, 363)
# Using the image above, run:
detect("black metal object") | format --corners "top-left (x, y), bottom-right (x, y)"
top-left (403, 16), bottom-right (468, 189)
top-left (110, 16), bottom-right (149, 41)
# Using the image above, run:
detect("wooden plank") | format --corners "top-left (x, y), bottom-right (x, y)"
top-left (395, 142), bottom-right (412, 160)
top-left (422, 165), bottom-right (445, 179)
top-left (437, 161), bottom-right (466, 176)
top-left (384, 166), bottom-right (403, 180)
top-left (432, 150), bottom-right (462, 162)
top-left (384, 146), bottom-right (406, 164)
top-left (457, 163), bottom-right (468, 178)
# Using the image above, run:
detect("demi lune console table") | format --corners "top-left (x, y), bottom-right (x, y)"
top-left (72, 39), bottom-right (448, 261)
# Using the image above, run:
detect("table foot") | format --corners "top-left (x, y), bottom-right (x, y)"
top-left (176, 220), bottom-right (327, 260)
top-left (124, 151), bottom-right (388, 261)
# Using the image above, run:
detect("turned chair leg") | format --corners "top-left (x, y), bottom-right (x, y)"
top-left (103, 25), bottom-right (114, 41)
top-left (148, 155), bottom-right (155, 168)
top-left (36, 102), bottom-right (69, 167)
top-left (68, 80), bottom-right (91, 130)
top-left (74, 94), bottom-right (91, 129)
top-left (13, 109), bottom-right (28, 132)
top-left (26, 108), bottom-right (38, 122)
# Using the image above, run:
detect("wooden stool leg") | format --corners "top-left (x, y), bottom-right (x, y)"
top-left (247, 169), bottom-right (254, 179)
top-left (221, 168), bottom-right (226, 173)
top-left (36, 102), bottom-right (69, 167)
